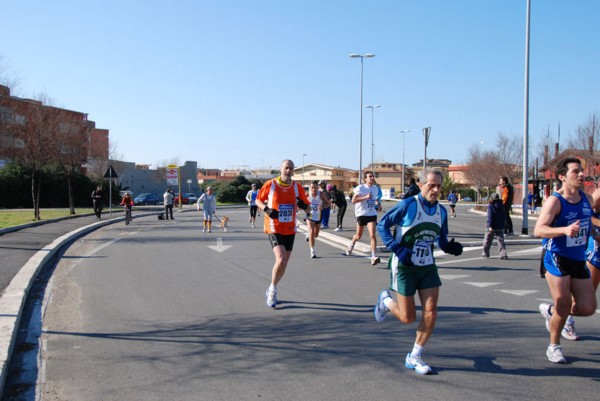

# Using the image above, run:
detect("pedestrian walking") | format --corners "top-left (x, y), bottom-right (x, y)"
top-left (534, 157), bottom-right (597, 363)
top-left (197, 187), bottom-right (217, 232)
top-left (255, 159), bottom-right (311, 308)
top-left (481, 193), bottom-right (507, 259)
top-left (373, 169), bottom-right (463, 374)
top-left (91, 186), bottom-right (104, 220)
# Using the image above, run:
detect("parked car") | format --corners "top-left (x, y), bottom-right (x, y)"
top-left (174, 192), bottom-right (197, 205)
top-left (134, 192), bottom-right (161, 205)
top-left (461, 196), bottom-right (473, 202)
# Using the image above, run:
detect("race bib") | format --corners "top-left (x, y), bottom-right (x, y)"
top-left (279, 204), bottom-right (294, 223)
top-left (411, 239), bottom-right (434, 266)
top-left (566, 220), bottom-right (589, 248)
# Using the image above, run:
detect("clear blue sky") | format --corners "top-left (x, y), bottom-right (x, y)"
top-left (2, 0), bottom-right (599, 171)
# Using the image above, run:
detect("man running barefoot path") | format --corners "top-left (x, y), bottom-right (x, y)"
top-left (534, 157), bottom-right (597, 363)
top-left (373, 169), bottom-right (463, 375)
top-left (255, 159), bottom-right (311, 308)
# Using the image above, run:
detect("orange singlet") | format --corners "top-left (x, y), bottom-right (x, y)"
top-left (257, 178), bottom-right (310, 235)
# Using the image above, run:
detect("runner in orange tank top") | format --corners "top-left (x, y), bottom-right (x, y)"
top-left (256, 159), bottom-right (310, 308)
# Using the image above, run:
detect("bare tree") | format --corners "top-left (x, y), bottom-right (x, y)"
top-left (54, 112), bottom-right (92, 214)
top-left (4, 93), bottom-right (62, 220)
top-left (568, 113), bottom-right (600, 181)
top-left (465, 144), bottom-right (504, 201)
top-left (496, 132), bottom-right (522, 184)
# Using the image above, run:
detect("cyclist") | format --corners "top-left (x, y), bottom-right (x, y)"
top-left (120, 193), bottom-right (135, 225)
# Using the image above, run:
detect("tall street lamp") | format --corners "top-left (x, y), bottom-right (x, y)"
top-left (521, 0), bottom-right (531, 236)
top-left (349, 53), bottom-right (375, 180)
top-left (422, 127), bottom-right (431, 171)
top-left (302, 153), bottom-right (307, 187)
top-left (399, 130), bottom-right (410, 191)
top-left (365, 104), bottom-right (381, 171)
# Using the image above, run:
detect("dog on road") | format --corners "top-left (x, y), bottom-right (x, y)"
top-left (219, 216), bottom-right (230, 232)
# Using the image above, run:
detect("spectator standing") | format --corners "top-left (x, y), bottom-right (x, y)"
top-left (332, 185), bottom-right (348, 232)
top-left (91, 186), bottom-right (104, 220)
top-left (500, 176), bottom-right (514, 235)
top-left (481, 193), bottom-right (507, 259)
top-left (163, 188), bottom-right (175, 220)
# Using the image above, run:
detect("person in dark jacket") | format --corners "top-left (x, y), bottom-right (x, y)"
top-left (482, 192), bottom-right (508, 259)
top-left (331, 185), bottom-right (348, 232)
top-left (91, 186), bottom-right (103, 220)
top-left (404, 177), bottom-right (420, 198)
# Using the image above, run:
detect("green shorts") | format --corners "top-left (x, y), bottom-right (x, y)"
top-left (390, 266), bottom-right (442, 296)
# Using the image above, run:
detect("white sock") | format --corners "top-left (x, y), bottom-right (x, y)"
top-left (269, 284), bottom-right (276, 292)
top-left (411, 343), bottom-right (424, 358)
top-left (566, 315), bottom-right (575, 325)
top-left (383, 297), bottom-right (394, 309)
top-left (372, 251), bottom-right (377, 258)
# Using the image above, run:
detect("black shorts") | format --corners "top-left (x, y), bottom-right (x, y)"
top-left (250, 205), bottom-right (258, 217)
top-left (356, 215), bottom-right (377, 227)
top-left (268, 233), bottom-right (295, 251)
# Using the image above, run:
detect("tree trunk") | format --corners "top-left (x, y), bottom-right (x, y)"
top-left (67, 173), bottom-right (75, 214)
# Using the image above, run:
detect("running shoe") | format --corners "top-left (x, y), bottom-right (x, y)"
top-left (546, 345), bottom-right (566, 364)
top-left (310, 249), bottom-right (316, 258)
top-left (252, 223), bottom-right (255, 228)
top-left (481, 253), bottom-right (489, 258)
top-left (202, 228), bottom-right (206, 233)
top-left (374, 290), bottom-right (390, 322)
top-left (305, 234), bottom-right (309, 242)
top-left (322, 225), bottom-right (329, 229)
top-left (539, 303), bottom-right (552, 332)
top-left (371, 257), bottom-right (381, 266)
top-left (334, 227), bottom-right (342, 232)
top-left (345, 244), bottom-right (354, 256)
top-left (405, 353), bottom-right (432, 375)
top-left (561, 322), bottom-right (579, 341)
top-left (265, 287), bottom-right (277, 308)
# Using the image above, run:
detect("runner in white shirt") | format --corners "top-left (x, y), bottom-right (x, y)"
top-left (346, 171), bottom-right (382, 265)
top-left (306, 180), bottom-right (331, 258)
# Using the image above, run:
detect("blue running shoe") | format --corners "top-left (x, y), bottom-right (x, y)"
top-left (374, 290), bottom-right (391, 322)
top-left (405, 353), bottom-right (432, 375)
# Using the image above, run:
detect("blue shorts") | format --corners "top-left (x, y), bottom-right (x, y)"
top-left (542, 249), bottom-right (591, 279)
top-left (585, 236), bottom-right (600, 269)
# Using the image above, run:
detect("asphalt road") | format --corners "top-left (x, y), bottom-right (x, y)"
top-left (5, 204), bottom-right (600, 400)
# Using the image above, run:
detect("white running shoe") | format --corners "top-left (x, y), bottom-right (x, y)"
top-left (252, 223), bottom-right (255, 228)
top-left (334, 227), bottom-right (342, 232)
top-left (371, 257), bottom-right (381, 266)
top-left (374, 290), bottom-right (390, 322)
top-left (310, 249), bottom-right (316, 258)
top-left (202, 228), bottom-right (206, 233)
top-left (546, 345), bottom-right (566, 363)
top-left (561, 323), bottom-right (579, 341)
top-left (345, 244), bottom-right (354, 256)
top-left (405, 353), bottom-right (432, 375)
top-left (265, 287), bottom-right (277, 308)
top-left (539, 303), bottom-right (552, 332)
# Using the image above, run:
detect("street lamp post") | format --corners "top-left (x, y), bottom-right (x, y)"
top-left (302, 153), bottom-right (307, 187)
top-left (399, 130), bottom-right (410, 191)
top-left (422, 127), bottom-right (431, 171)
top-left (521, 0), bottom-right (531, 236)
top-left (365, 105), bottom-right (380, 171)
top-left (349, 53), bottom-right (375, 180)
